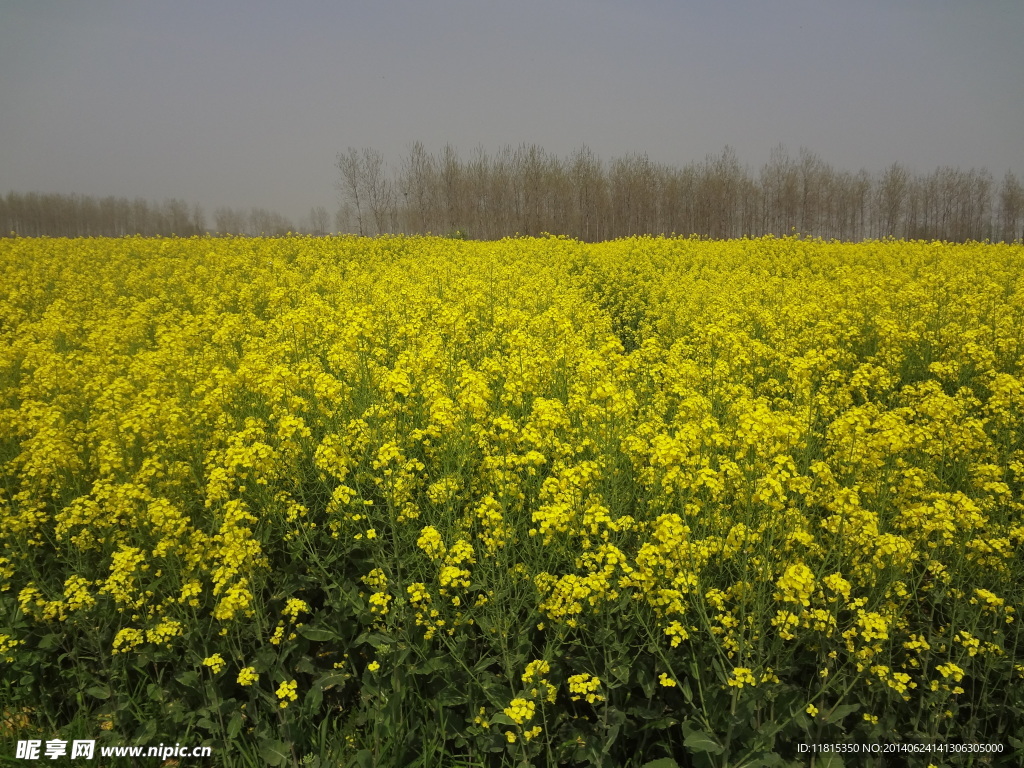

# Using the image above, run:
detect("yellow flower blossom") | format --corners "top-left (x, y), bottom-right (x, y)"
top-left (276, 679), bottom-right (298, 708)
top-left (202, 654), bottom-right (226, 674)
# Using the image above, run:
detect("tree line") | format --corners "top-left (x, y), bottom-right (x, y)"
top-left (5, 145), bottom-right (1021, 242)
top-left (0, 192), bottom-right (305, 238)
top-left (337, 143), bottom-right (1024, 243)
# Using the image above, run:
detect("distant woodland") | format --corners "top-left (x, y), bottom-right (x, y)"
top-left (335, 143), bottom-right (1023, 242)
top-left (0, 194), bottom-right (299, 238)
top-left (4, 144), bottom-right (1022, 241)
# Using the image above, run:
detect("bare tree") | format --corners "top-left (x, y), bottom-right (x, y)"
top-left (192, 203), bottom-right (207, 234)
top-left (335, 205), bottom-right (353, 234)
top-left (439, 143), bottom-right (465, 234)
top-left (214, 206), bottom-right (246, 234)
top-left (336, 147), bottom-right (367, 235)
top-left (324, 142), bottom-right (1018, 243)
top-left (399, 141), bottom-right (438, 234)
top-left (877, 162), bottom-right (909, 238)
top-left (998, 171), bottom-right (1023, 242)
top-left (307, 206), bottom-right (329, 235)
top-left (760, 145), bottom-right (799, 235)
top-left (569, 145), bottom-right (603, 241)
top-left (361, 148), bottom-right (395, 234)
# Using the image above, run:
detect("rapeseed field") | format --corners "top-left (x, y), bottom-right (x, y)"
top-left (1, 234), bottom-right (1022, 767)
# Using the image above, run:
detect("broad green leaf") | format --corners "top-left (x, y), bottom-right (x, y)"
top-left (306, 683), bottom-right (323, 711)
top-left (610, 663), bottom-right (630, 683)
top-left (227, 711), bottom-right (243, 740)
top-left (741, 751), bottom-right (786, 767)
top-left (641, 759), bottom-right (681, 768)
top-left (137, 719), bottom-right (157, 744)
top-left (473, 655), bottom-right (499, 673)
top-left (259, 739), bottom-right (291, 767)
top-left (297, 626), bottom-right (337, 642)
top-left (414, 656), bottom-right (449, 675)
top-left (822, 703), bottom-right (859, 724)
top-left (603, 722), bottom-right (621, 751)
top-left (436, 688), bottom-right (468, 707)
top-left (356, 631), bottom-right (394, 648)
top-left (680, 678), bottom-right (694, 704)
top-left (315, 672), bottom-right (348, 690)
top-left (683, 729), bottom-right (724, 755)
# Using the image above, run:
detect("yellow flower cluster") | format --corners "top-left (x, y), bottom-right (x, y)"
top-left (416, 526), bottom-right (446, 561)
top-left (202, 653), bottom-right (226, 674)
top-left (0, 633), bottom-right (21, 663)
top-left (237, 666), bottom-right (259, 686)
top-left (727, 667), bottom-right (757, 688)
top-left (775, 563), bottom-right (816, 607)
top-left (276, 679), bottom-right (299, 708)
top-left (1, 234), bottom-right (1022, 739)
top-left (567, 673), bottom-right (604, 704)
top-left (503, 697), bottom-right (535, 724)
top-left (522, 659), bottom-right (557, 704)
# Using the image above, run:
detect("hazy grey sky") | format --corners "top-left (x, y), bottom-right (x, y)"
top-left (2, 0), bottom-right (1021, 225)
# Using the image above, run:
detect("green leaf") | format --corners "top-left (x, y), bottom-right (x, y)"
top-left (489, 713), bottom-right (515, 726)
top-left (683, 729), bottom-right (724, 756)
top-left (356, 631), bottom-right (393, 648)
top-left (593, 628), bottom-right (616, 646)
top-left (817, 755), bottom-right (845, 768)
top-left (436, 687), bottom-right (468, 707)
top-left (626, 703), bottom-right (661, 720)
top-left (137, 719), bottom-right (157, 743)
top-left (641, 759), bottom-right (681, 768)
top-left (86, 685), bottom-right (111, 700)
top-left (175, 670), bottom-right (200, 687)
top-left (680, 678), bottom-right (694, 704)
top-left (603, 722), bottom-right (621, 751)
top-left (822, 703), bottom-right (859, 725)
top-left (255, 647), bottom-right (278, 669)
top-left (227, 711), bottom-right (243, 740)
top-left (742, 751), bottom-right (786, 767)
top-left (259, 739), bottom-right (291, 767)
top-left (473, 655), bottom-right (499, 673)
top-left (297, 626), bottom-right (337, 642)
top-left (414, 656), bottom-right (449, 675)
top-left (306, 684), bottom-right (323, 712)
top-left (315, 672), bottom-right (348, 690)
